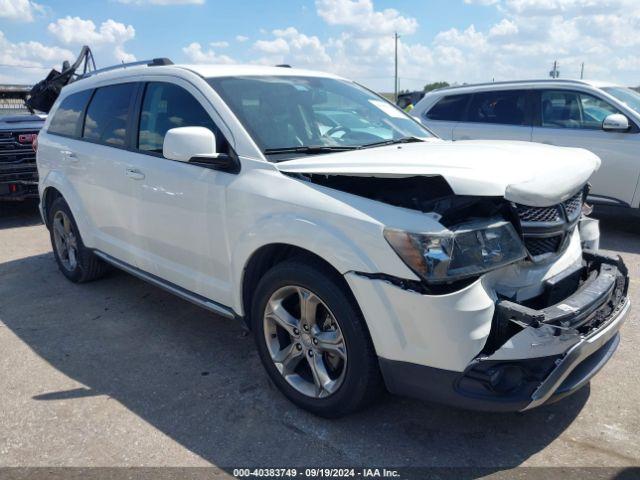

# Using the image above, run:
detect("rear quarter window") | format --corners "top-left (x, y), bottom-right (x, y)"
top-left (425, 94), bottom-right (469, 121)
top-left (48, 90), bottom-right (92, 137)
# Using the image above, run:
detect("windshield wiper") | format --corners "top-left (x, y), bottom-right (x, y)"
top-left (264, 145), bottom-right (361, 155)
top-left (361, 136), bottom-right (425, 149)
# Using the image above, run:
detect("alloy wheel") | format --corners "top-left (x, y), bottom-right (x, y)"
top-left (52, 210), bottom-right (78, 271)
top-left (263, 285), bottom-right (347, 398)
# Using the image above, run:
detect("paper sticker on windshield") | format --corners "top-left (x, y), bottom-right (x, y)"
top-left (369, 100), bottom-right (406, 119)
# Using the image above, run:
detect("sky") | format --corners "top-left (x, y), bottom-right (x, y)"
top-left (0, 0), bottom-right (638, 92)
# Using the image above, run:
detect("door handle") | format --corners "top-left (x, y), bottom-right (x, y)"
top-left (125, 167), bottom-right (145, 180)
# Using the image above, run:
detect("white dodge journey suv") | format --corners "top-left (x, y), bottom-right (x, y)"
top-left (37, 60), bottom-right (630, 417)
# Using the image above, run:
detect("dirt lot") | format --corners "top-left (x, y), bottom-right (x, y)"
top-left (1, 201), bottom-right (639, 474)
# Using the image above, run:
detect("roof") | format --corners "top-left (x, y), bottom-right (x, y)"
top-left (180, 64), bottom-right (345, 80)
top-left (75, 61), bottom-right (344, 83)
top-left (429, 78), bottom-right (623, 95)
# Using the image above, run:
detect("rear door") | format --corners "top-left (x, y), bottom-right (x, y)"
top-left (124, 79), bottom-right (236, 304)
top-left (452, 89), bottom-right (533, 141)
top-left (419, 93), bottom-right (470, 139)
top-left (531, 89), bottom-right (640, 206)
top-left (71, 82), bottom-right (140, 264)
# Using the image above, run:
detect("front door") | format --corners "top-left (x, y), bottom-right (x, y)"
top-left (531, 89), bottom-right (640, 206)
top-left (125, 79), bottom-right (236, 305)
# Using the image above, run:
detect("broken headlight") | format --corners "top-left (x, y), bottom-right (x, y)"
top-left (384, 219), bottom-right (526, 283)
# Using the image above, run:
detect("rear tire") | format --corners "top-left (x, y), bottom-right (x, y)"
top-left (252, 258), bottom-right (383, 417)
top-left (48, 196), bottom-right (108, 283)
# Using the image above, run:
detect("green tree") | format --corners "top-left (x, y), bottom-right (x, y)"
top-left (423, 81), bottom-right (450, 92)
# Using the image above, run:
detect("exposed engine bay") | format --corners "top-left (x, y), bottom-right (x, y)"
top-left (297, 173), bottom-right (508, 226)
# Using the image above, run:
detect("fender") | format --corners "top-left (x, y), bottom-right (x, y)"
top-left (40, 170), bottom-right (97, 248)
top-left (229, 211), bottom-right (393, 315)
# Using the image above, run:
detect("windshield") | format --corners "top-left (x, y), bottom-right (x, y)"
top-left (207, 75), bottom-right (432, 160)
top-left (603, 87), bottom-right (640, 115)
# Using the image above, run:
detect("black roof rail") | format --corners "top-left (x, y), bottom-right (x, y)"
top-left (275, 64), bottom-right (292, 68)
top-left (149, 58), bottom-right (173, 66)
top-left (81, 57), bottom-right (174, 79)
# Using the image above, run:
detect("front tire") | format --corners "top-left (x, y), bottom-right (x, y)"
top-left (252, 258), bottom-right (383, 417)
top-left (48, 196), bottom-right (108, 283)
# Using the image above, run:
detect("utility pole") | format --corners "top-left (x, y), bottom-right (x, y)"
top-left (580, 62), bottom-right (585, 79)
top-left (394, 32), bottom-right (399, 102)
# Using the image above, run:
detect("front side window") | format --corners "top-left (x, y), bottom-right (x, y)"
top-left (207, 75), bottom-right (431, 160)
top-left (48, 90), bottom-right (92, 137)
top-left (83, 83), bottom-right (136, 146)
top-left (138, 82), bottom-right (225, 154)
top-left (425, 94), bottom-right (469, 121)
top-left (467, 90), bottom-right (528, 126)
top-left (541, 90), bottom-right (620, 129)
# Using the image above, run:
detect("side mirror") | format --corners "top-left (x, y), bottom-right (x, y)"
top-left (602, 114), bottom-right (629, 132)
top-left (163, 126), bottom-right (218, 162)
top-left (163, 127), bottom-right (239, 172)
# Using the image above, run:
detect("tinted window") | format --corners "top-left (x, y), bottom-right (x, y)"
top-left (426, 94), bottom-right (469, 121)
top-left (541, 90), bottom-right (621, 129)
top-left (48, 90), bottom-right (92, 137)
top-left (83, 83), bottom-right (136, 146)
top-left (467, 90), bottom-right (528, 125)
top-left (138, 82), bottom-right (226, 154)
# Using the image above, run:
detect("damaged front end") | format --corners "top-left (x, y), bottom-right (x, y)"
top-left (288, 165), bottom-right (629, 410)
top-left (459, 251), bottom-right (629, 410)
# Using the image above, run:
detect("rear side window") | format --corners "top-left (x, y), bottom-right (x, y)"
top-left (467, 90), bottom-right (528, 125)
top-left (138, 82), bottom-right (226, 154)
top-left (426, 94), bottom-right (469, 121)
top-left (83, 83), bottom-right (137, 146)
top-left (48, 90), bottom-right (92, 137)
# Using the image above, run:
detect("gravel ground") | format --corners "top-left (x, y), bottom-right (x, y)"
top-left (0, 201), bottom-right (638, 476)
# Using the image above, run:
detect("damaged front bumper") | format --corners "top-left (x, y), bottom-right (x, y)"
top-left (378, 252), bottom-right (630, 412)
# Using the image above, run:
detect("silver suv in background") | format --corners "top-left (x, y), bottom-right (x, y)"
top-left (412, 80), bottom-right (640, 209)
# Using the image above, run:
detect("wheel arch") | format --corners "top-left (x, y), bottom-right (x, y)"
top-left (39, 171), bottom-right (94, 246)
top-left (239, 243), bottom-right (359, 331)
top-left (41, 186), bottom-right (63, 228)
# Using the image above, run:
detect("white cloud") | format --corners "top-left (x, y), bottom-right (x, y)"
top-left (182, 42), bottom-right (234, 64)
top-left (0, 30), bottom-right (74, 83)
top-left (252, 28), bottom-right (331, 68)
top-left (48, 17), bottom-right (137, 63)
top-left (116, 0), bottom-right (204, 5)
top-left (176, 0), bottom-right (640, 90)
top-left (209, 41), bottom-right (229, 49)
top-left (254, 37), bottom-right (290, 55)
top-left (235, 35), bottom-right (249, 42)
top-left (315, 0), bottom-right (417, 35)
top-left (489, 18), bottom-right (518, 36)
top-left (439, 0), bottom-right (640, 85)
top-left (0, 0), bottom-right (44, 22)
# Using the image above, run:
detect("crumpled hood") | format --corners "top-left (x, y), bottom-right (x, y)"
top-left (276, 139), bottom-right (601, 207)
